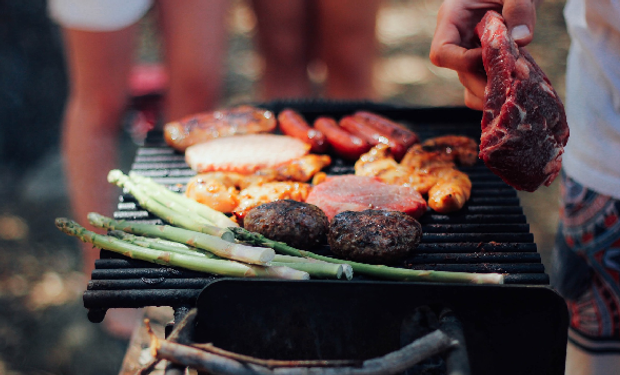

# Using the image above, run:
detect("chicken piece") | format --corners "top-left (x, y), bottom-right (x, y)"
top-left (400, 143), bottom-right (455, 171)
top-left (427, 168), bottom-right (472, 213)
top-left (256, 154), bottom-right (332, 182)
top-left (355, 144), bottom-right (437, 194)
top-left (185, 153), bottom-right (330, 216)
top-left (234, 181), bottom-right (312, 221)
top-left (185, 172), bottom-right (272, 213)
top-left (355, 143), bottom-right (472, 213)
top-left (401, 135), bottom-right (479, 170)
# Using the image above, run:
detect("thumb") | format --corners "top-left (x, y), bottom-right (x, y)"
top-left (502, 0), bottom-right (537, 46)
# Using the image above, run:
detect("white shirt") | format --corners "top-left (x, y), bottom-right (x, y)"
top-left (562, 0), bottom-right (620, 199)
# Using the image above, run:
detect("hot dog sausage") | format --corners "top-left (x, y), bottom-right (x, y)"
top-left (277, 109), bottom-right (328, 153)
top-left (313, 117), bottom-right (371, 161)
top-left (339, 115), bottom-right (409, 161)
top-left (353, 111), bottom-right (419, 149)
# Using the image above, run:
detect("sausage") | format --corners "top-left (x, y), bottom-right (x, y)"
top-left (313, 117), bottom-right (371, 161)
top-left (277, 109), bottom-right (329, 153)
top-left (339, 115), bottom-right (409, 161)
top-left (353, 111), bottom-right (419, 149)
top-left (163, 105), bottom-right (277, 152)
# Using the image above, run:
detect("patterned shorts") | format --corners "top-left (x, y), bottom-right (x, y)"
top-left (551, 171), bottom-right (620, 353)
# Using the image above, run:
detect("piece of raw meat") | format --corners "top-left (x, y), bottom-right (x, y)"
top-left (305, 175), bottom-right (427, 221)
top-left (476, 11), bottom-right (569, 192)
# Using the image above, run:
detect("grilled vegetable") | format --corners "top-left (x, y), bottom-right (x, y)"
top-left (56, 218), bottom-right (308, 279)
top-left (230, 227), bottom-right (505, 284)
top-left (109, 230), bottom-right (350, 280)
top-left (88, 213), bottom-right (275, 266)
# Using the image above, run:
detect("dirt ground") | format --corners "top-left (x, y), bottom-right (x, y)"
top-left (0, 0), bottom-right (569, 374)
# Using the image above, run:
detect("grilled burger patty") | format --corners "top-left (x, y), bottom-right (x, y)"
top-left (328, 209), bottom-right (422, 264)
top-left (243, 200), bottom-right (329, 250)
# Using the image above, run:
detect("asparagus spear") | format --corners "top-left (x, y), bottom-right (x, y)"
top-left (128, 172), bottom-right (239, 229)
top-left (230, 227), bottom-right (505, 284)
top-left (107, 170), bottom-right (235, 240)
top-left (109, 230), bottom-right (349, 280)
top-left (55, 218), bottom-right (309, 279)
top-left (88, 213), bottom-right (275, 266)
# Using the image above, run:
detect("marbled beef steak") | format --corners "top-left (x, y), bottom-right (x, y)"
top-left (476, 11), bottom-right (569, 191)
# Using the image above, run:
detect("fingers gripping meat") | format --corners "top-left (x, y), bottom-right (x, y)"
top-left (164, 105), bottom-right (277, 152)
top-left (277, 109), bottom-right (328, 153)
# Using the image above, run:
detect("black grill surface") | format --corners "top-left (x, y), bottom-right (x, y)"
top-left (84, 103), bottom-right (555, 319)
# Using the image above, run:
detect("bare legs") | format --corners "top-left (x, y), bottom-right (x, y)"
top-left (61, 1), bottom-right (229, 278)
top-left (251, 0), bottom-right (380, 100)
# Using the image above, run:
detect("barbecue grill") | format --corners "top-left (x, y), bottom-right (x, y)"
top-left (83, 101), bottom-right (569, 374)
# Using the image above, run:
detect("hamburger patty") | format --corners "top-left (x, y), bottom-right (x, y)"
top-left (243, 200), bottom-right (329, 250)
top-left (328, 209), bottom-right (422, 264)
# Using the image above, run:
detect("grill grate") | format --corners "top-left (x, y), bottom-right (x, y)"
top-left (84, 103), bottom-right (552, 322)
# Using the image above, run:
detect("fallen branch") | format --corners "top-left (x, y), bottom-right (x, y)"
top-left (148, 324), bottom-right (456, 375)
top-left (191, 343), bottom-right (361, 369)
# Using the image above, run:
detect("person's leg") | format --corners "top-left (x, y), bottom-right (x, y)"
top-left (61, 26), bottom-right (137, 278)
top-left (317, 0), bottom-right (380, 99)
top-left (551, 172), bottom-right (620, 375)
top-left (156, 0), bottom-right (228, 120)
top-left (251, 0), bottom-right (313, 100)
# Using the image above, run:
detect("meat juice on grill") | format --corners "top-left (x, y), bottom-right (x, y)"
top-left (476, 11), bottom-right (569, 192)
top-left (305, 175), bottom-right (427, 221)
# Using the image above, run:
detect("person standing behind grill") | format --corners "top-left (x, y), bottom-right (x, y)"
top-left (429, 0), bottom-right (620, 374)
top-left (49, 0), bottom-right (229, 338)
top-left (49, 0), bottom-right (228, 276)
top-left (251, 0), bottom-right (381, 100)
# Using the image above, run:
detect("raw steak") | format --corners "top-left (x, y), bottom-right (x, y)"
top-left (305, 175), bottom-right (427, 221)
top-left (476, 11), bottom-right (569, 191)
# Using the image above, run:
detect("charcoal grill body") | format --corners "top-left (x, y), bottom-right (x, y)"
top-left (83, 102), bottom-right (569, 374)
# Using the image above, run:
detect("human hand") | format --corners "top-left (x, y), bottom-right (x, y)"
top-left (429, 0), bottom-right (537, 109)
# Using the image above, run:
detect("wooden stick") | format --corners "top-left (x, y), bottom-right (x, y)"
top-left (149, 328), bottom-right (456, 375)
top-left (273, 329), bottom-right (457, 375)
top-left (190, 343), bottom-right (361, 368)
